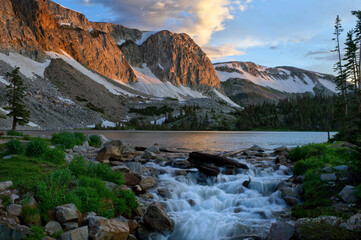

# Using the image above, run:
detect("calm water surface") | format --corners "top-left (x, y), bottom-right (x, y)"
top-left (26, 131), bottom-right (336, 152)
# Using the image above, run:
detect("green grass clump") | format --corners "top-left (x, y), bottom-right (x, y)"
top-left (28, 226), bottom-right (46, 240)
top-left (0, 195), bottom-right (11, 207)
top-left (5, 139), bottom-right (24, 155)
top-left (25, 139), bottom-right (49, 157)
top-left (291, 142), bottom-right (361, 219)
top-left (41, 147), bottom-right (65, 165)
top-left (6, 130), bottom-right (23, 136)
top-left (0, 155), bottom-right (61, 189)
top-left (22, 205), bottom-right (41, 225)
top-left (51, 132), bottom-right (77, 149)
top-left (298, 220), bottom-right (361, 240)
top-left (69, 156), bottom-right (124, 185)
top-left (36, 157), bottom-right (137, 219)
top-left (89, 135), bottom-right (101, 147)
top-left (74, 132), bottom-right (86, 145)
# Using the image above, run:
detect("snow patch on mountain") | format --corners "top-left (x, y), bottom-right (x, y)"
top-left (47, 51), bottom-right (135, 96)
top-left (0, 52), bottom-right (50, 78)
top-left (215, 62), bottom-right (336, 94)
top-left (213, 89), bottom-right (241, 108)
top-left (0, 76), bottom-right (9, 85)
top-left (131, 64), bottom-right (205, 101)
top-left (136, 31), bottom-right (158, 45)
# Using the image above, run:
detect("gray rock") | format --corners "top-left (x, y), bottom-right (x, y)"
top-left (60, 226), bottom-right (88, 240)
top-left (339, 185), bottom-right (357, 203)
top-left (268, 221), bottom-right (295, 240)
top-left (322, 166), bottom-right (333, 173)
top-left (103, 181), bottom-right (118, 191)
top-left (173, 160), bottom-right (191, 169)
top-left (82, 141), bottom-right (89, 147)
top-left (334, 165), bottom-right (348, 171)
top-left (2, 155), bottom-right (15, 160)
top-left (45, 221), bottom-right (63, 235)
top-left (0, 181), bottom-right (13, 192)
top-left (143, 202), bottom-right (174, 232)
top-left (145, 145), bottom-right (160, 154)
top-left (6, 204), bottom-right (22, 217)
top-left (140, 176), bottom-right (157, 190)
top-left (111, 166), bottom-right (130, 173)
top-left (346, 212), bottom-right (361, 231)
top-left (56, 204), bottom-right (79, 223)
top-left (0, 224), bottom-right (26, 240)
top-left (125, 162), bottom-right (143, 175)
top-left (249, 145), bottom-right (265, 152)
top-left (320, 173), bottom-right (337, 181)
top-left (10, 194), bottom-right (19, 204)
top-left (142, 151), bottom-right (156, 160)
top-left (87, 215), bottom-right (107, 228)
top-left (89, 218), bottom-right (129, 240)
top-left (63, 222), bottom-right (79, 231)
top-left (280, 187), bottom-right (299, 199)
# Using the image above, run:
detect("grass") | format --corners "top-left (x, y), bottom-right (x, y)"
top-left (290, 142), bottom-right (361, 219)
top-left (0, 155), bottom-right (63, 190)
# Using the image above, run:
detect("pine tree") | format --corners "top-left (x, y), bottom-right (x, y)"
top-left (5, 67), bottom-right (30, 131)
top-left (332, 15), bottom-right (348, 117)
top-left (343, 30), bottom-right (358, 93)
top-left (351, 11), bottom-right (361, 107)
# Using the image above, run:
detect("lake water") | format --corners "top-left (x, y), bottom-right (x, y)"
top-left (26, 130), bottom-right (336, 152)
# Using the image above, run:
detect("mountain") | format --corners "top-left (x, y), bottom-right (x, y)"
top-left (214, 61), bottom-right (337, 106)
top-left (0, 0), bottom-right (237, 129)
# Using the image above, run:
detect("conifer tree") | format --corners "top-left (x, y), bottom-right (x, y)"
top-left (5, 67), bottom-right (30, 131)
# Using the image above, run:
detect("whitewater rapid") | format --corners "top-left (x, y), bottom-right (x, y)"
top-left (144, 156), bottom-right (292, 240)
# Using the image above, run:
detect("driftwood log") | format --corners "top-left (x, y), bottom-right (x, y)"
top-left (188, 152), bottom-right (248, 176)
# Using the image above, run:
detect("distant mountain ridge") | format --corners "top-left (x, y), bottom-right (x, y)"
top-left (214, 61), bottom-right (336, 105)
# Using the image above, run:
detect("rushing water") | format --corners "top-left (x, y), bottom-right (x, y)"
top-left (24, 130), bottom-right (331, 239)
top-left (145, 157), bottom-right (292, 240)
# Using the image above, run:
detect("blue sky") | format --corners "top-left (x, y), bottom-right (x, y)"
top-left (53, 0), bottom-right (359, 74)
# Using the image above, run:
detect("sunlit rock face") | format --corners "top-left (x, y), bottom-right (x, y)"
top-left (140, 31), bottom-right (220, 88)
top-left (1, 0), bottom-right (136, 83)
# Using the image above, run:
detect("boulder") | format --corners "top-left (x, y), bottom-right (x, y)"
top-left (284, 197), bottom-right (298, 206)
top-left (173, 160), bottom-right (191, 169)
top-left (62, 222), bottom-right (79, 231)
top-left (142, 151), bottom-right (156, 160)
top-left (0, 181), bottom-right (13, 192)
top-left (249, 145), bottom-right (265, 152)
top-left (89, 218), bottom-right (129, 240)
top-left (123, 172), bottom-right (141, 187)
top-left (346, 212), bottom-right (361, 231)
top-left (112, 166), bottom-right (130, 173)
top-left (96, 140), bottom-right (125, 161)
top-left (56, 204), bottom-right (79, 224)
top-left (157, 188), bottom-right (172, 198)
top-left (275, 155), bottom-right (287, 164)
top-left (145, 145), bottom-right (160, 154)
top-left (339, 185), bottom-right (357, 203)
top-left (334, 165), bottom-right (348, 171)
top-left (274, 146), bottom-right (288, 153)
top-left (60, 226), bottom-right (88, 240)
top-left (322, 166), bottom-right (333, 173)
top-left (6, 204), bottom-right (22, 217)
top-left (45, 221), bottom-right (63, 236)
top-left (143, 202), bottom-right (174, 232)
top-left (267, 221), bottom-right (295, 240)
top-left (320, 173), bottom-right (337, 181)
top-left (280, 187), bottom-right (299, 199)
top-left (103, 181), bottom-right (118, 191)
top-left (140, 176), bottom-right (157, 190)
top-left (0, 224), bottom-right (28, 240)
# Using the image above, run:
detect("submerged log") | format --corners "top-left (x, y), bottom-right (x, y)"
top-left (188, 152), bottom-right (249, 169)
top-left (192, 161), bottom-right (220, 177)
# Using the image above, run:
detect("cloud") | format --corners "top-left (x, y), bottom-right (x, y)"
top-left (305, 50), bottom-right (339, 61)
top-left (80, 0), bottom-right (253, 46)
top-left (202, 44), bottom-right (245, 60)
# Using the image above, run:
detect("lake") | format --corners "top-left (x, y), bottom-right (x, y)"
top-left (25, 130), bottom-right (336, 152)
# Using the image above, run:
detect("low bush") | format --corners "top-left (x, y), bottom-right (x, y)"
top-left (41, 147), bottom-right (65, 165)
top-left (25, 139), bottom-right (49, 157)
top-left (289, 143), bottom-right (328, 162)
top-left (51, 132), bottom-right (77, 149)
top-left (6, 130), bottom-right (23, 136)
top-left (74, 132), bottom-right (86, 145)
top-left (89, 135), bottom-right (101, 147)
top-left (28, 226), bottom-right (46, 240)
top-left (5, 139), bottom-right (24, 155)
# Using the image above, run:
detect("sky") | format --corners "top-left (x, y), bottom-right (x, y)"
top-left (53, 0), bottom-right (359, 74)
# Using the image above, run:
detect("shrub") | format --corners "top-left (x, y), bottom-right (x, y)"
top-left (5, 139), bottom-right (24, 155)
top-left (25, 139), bottom-right (49, 157)
top-left (71, 186), bottom-right (103, 213)
top-left (74, 132), bottom-right (86, 145)
top-left (289, 143), bottom-right (328, 162)
top-left (89, 135), bottom-right (101, 147)
top-left (28, 226), bottom-right (46, 240)
top-left (41, 147), bottom-right (65, 165)
top-left (69, 156), bottom-right (124, 185)
top-left (6, 130), bottom-right (23, 136)
top-left (113, 190), bottom-right (139, 217)
top-left (22, 206), bottom-right (41, 225)
top-left (51, 132), bottom-right (77, 149)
